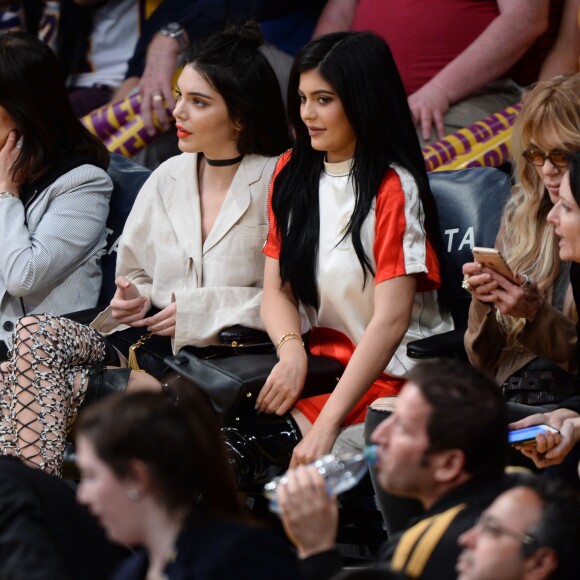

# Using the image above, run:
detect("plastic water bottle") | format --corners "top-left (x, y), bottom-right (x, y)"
top-left (264, 445), bottom-right (378, 513)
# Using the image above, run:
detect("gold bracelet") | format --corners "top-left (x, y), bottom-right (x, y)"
top-left (275, 332), bottom-right (304, 357)
top-left (274, 332), bottom-right (301, 351)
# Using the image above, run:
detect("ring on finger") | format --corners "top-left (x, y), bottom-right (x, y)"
top-left (152, 94), bottom-right (164, 103)
top-left (461, 279), bottom-right (473, 292)
top-left (520, 274), bottom-right (532, 288)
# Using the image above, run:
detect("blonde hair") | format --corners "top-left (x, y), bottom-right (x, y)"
top-left (497, 74), bottom-right (580, 346)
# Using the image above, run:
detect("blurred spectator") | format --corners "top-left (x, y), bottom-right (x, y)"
top-left (75, 389), bottom-right (301, 580)
top-left (540, 0), bottom-right (580, 79)
top-left (456, 477), bottom-right (580, 580)
top-left (278, 359), bottom-right (519, 580)
top-left (314, 0), bottom-right (563, 143)
top-left (0, 1), bottom-right (24, 32)
top-left (0, 456), bottom-right (125, 579)
top-left (52, 0), bottom-right (162, 117)
top-left (0, 0), bottom-right (49, 37)
top-left (113, 0), bottom-right (327, 135)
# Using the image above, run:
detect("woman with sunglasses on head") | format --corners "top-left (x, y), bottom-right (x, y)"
top-left (225, 31), bottom-right (453, 483)
top-left (463, 74), bottom-right (580, 411)
top-left (0, 22), bottom-right (290, 476)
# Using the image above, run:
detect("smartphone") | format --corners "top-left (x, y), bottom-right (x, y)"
top-left (508, 425), bottom-right (560, 446)
top-left (471, 247), bottom-right (516, 282)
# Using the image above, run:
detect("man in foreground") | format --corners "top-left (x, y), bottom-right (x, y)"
top-left (278, 359), bottom-right (519, 579)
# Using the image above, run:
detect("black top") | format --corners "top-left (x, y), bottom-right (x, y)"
top-left (111, 511), bottom-right (303, 580)
top-left (0, 457), bottom-right (126, 580)
top-left (559, 262), bottom-right (580, 414)
top-left (301, 473), bottom-right (523, 580)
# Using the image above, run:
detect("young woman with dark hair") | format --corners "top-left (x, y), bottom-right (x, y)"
top-left (75, 388), bottom-right (300, 579)
top-left (0, 23), bottom-right (291, 476)
top-left (0, 32), bottom-right (112, 356)
top-left (225, 32), bottom-right (453, 483)
top-left (190, 25), bottom-right (291, 158)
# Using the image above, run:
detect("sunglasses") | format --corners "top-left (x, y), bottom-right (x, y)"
top-left (523, 148), bottom-right (571, 168)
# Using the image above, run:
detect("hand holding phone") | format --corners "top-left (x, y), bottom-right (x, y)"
top-left (471, 247), bottom-right (516, 283)
top-left (508, 424), bottom-right (560, 447)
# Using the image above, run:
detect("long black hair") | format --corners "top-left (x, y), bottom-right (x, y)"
top-left (273, 32), bottom-right (445, 309)
top-left (186, 21), bottom-right (291, 156)
top-left (0, 32), bottom-right (109, 186)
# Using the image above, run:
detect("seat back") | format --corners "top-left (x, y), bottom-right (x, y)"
top-left (99, 153), bottom-right (151, 305)
top-left (428, 167), bottom-right (512, 328)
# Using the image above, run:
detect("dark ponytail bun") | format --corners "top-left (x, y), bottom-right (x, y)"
top-left (221, 20), bottom-right (263, 51)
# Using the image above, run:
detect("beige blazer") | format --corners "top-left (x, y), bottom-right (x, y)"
top-left (92, 152), bottom-right (278, 353)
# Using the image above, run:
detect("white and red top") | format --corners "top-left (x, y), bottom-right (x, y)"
top-left (264, 154), bottom-right (453, 423)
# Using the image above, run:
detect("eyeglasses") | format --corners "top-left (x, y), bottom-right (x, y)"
top-left (474, 514), bottom-right (536, 546)
top-left (523, 148), bottom-right (571, 168)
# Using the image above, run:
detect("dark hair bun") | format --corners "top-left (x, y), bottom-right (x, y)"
top-left (221, 20), bottom-right (263, 51)
top-left (188, 20), bottom-right (264, 63)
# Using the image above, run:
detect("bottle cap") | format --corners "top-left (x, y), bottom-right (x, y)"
top-left (364, 444), bottom-right (378, 464)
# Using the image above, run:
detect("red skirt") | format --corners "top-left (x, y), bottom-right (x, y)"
top-left (295, 326), bottom-right (404, 426)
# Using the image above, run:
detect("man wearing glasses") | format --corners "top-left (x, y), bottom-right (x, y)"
top-left (457, 477), bottom-right (580, 579)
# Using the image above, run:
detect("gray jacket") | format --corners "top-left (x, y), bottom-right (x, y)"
top-left (0, 164), bottom-right (112, 345)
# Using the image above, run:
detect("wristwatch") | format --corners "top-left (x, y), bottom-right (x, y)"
top-left (0, 191), bottom-right (15, 200)
top-left (159, 22), bottom-right (189, 52)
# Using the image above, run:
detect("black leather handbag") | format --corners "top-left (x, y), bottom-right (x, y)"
top-left (164, 350), bottom-right (343, 425)
top-left (217, 324), bottom-right (274, 352)
top-left (106, 322), bottom-right (276, 381)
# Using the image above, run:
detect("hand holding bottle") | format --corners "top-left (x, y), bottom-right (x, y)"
top-left (276, 465), bottom-right (339, 559)
top-left (264, 446), bottom-right (377, 513)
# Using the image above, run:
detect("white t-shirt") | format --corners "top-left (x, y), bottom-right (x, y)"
top-left (265, 154), bottom-right (453, 379)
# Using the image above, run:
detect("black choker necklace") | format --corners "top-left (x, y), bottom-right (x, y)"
top-left (204, 154), bottom-right (244, 167)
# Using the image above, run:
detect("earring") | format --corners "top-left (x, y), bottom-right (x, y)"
top-left (127, 488), bottom-right (141, 501)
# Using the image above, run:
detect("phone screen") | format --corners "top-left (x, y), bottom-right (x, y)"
top-left (508, 425), bottom-right (558, 446)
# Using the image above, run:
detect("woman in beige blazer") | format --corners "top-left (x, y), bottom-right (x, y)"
top-left (0, 23), bottom-right (291, 476)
